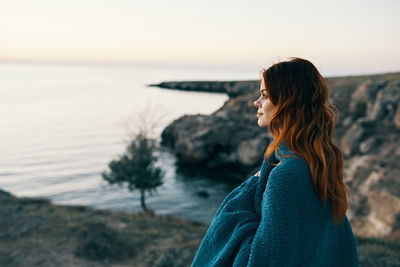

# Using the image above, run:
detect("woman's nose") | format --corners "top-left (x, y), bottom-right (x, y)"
top-left (253, 98), bottom-right (260, 108)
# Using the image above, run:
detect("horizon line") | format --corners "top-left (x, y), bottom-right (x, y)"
top-left (0, 59), bottom-right (399, 79)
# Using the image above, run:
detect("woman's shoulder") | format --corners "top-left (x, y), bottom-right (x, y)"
top-left (265, 154), bottom-right (312, 193)
top-left (269, 160), bottom-right (310, 180)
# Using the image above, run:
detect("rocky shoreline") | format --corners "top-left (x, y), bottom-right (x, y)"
top-left (1, 188), bottom-right (399, 266)
top-left (148, 80), bottom-right (257, 97)
top-left (156, 71), bottom-right (400, 239)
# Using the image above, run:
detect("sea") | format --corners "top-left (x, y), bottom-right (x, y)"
top-left (0, 62), bottom-right (258, 225)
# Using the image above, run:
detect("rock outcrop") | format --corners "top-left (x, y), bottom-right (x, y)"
top-left (161, 87), bottom-right (268, 180)
top-left (158, 71), bottom-right (400, 238)
top-left (148, 80), bottom-right (257, 98)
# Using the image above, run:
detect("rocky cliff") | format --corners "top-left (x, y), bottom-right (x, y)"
top-left (159, 71), bottom-right (400, 239)
top-left (148, 80), bottom-right (256, 97)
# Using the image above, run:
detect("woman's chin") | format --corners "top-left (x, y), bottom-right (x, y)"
top-left (257, 120), bottom-right (268, 127)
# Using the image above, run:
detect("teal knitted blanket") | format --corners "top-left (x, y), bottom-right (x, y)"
top-left (191, 141), bottom-right (359, 266)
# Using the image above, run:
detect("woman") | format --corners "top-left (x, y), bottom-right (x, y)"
top-left (191, 57), bottom-right (359, 266)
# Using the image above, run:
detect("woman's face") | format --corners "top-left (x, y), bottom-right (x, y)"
top-left (253, 76), bottom-right (276, 127)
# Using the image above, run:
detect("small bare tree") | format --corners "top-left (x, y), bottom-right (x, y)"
top-left (102, 101), bottom-right (168, 212)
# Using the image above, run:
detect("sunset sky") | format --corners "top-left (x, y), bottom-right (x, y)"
top-left (0, 0), bottom-right (399, 75)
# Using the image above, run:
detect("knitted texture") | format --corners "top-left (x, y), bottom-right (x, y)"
top-left (191, 141), bottom-right (359, 267)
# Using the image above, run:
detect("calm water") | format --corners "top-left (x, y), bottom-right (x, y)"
top-left (0, 62), bottom-right (257, 225)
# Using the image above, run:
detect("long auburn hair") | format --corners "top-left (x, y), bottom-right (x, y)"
top-left (261, 57), bottom-right (349, 227)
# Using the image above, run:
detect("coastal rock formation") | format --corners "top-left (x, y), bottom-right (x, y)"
top-left (158, 71), bottom-right (400, 238)
top-left (149, 80), bottom-right (257, 98)
top-left (161, 88), bottom-right (270, 180)
top-left (337, 76), bottom-right (400, 237)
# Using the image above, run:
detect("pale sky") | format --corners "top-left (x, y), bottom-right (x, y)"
top-left (0, 0), bottom-right (399, 76)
